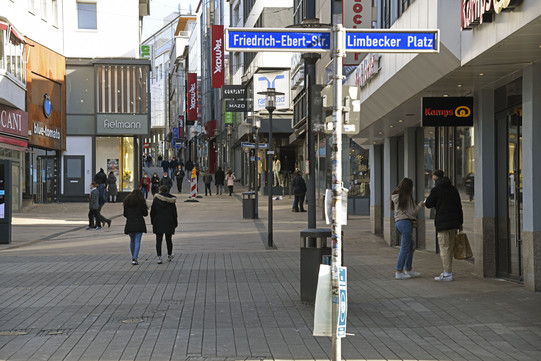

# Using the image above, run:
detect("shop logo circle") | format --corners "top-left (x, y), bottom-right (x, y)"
top-left (43, 94), bottom-right (52, 118)
top-left (455, 106), bottom-right (471, 118)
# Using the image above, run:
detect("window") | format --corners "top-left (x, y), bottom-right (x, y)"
top-left (159, 64), bottom-right (162, 80)
top-left (41, 0), bottom-right (48, 21)
top-left (77, 2), bottom-right (97, 30)
top-left (52, 0), bottom-right (59, 27)
top-left (28, 0), bottom-right (36, 14)
top-left (0, 27), bottom-right (27, 84)
top-left (96, 65), bottom-right (149, 114)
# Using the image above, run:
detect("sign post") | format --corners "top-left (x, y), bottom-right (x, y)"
top-left (225, 25), bottom-right (439, 361)
top-left (0, 160), bottom-right (11, 244)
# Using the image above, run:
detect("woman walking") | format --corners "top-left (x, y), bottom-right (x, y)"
top-left (140, 173), bottom-right (151, 199)
top-left (150, 185), bottom-right (178, 264)
top-left (215, 167), bottom-right (225, 195)
top-left (225, 169), bottom-right (236, 196)
top-left (106, 171), bottom-right (118, 203)
top-left (150, 172), bottom-right (160, 196)
top-left (391, 177), bottom-right (424, 280)
top-left (123, 188), bottom-right (148, 265)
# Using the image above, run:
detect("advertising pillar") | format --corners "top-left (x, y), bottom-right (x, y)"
top-left (0, 160), bottom-right (12, 244)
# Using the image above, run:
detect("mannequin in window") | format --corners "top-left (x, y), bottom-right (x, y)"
top-left (272, 155), bottom-right (281, 187)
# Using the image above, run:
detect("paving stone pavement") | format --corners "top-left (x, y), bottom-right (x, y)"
top-left (1, 188), bottom-right (541, 361)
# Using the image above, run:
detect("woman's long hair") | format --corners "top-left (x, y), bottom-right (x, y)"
top-left (123, 188), bottom-right (148, 209)
top-left (391, 178), bottom-right (414, 211)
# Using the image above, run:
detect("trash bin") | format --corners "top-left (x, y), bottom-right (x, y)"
top-left (242, 192), bottom-right (257, 219)
top-left (300, 228), bottom-right (332, 304)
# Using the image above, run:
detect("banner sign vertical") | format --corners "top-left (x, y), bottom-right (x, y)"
top-left (211, 25), bottom-right (225, 88)
top-left (343, 0), bottom-right (372, 65)
top-left (225, 112), bottom-right (233, 124)
top-left (187, 73), bottom-right (198, 123)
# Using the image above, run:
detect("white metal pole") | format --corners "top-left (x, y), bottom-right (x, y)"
top-left (331, 24), bottom-right (345, 361)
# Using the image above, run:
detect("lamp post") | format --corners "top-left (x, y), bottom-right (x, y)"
top-left (258, 88), bottom-right (284, 249)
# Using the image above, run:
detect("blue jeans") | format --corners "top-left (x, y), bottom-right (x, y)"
top-left (129, 233), bottom-right (142, 260)
top-left (395, 219), bottom-right (414, 271)
top-left (141, 187), bottom-right (148, 199)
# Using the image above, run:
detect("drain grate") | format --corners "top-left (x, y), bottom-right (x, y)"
top-left (0, 330), bottom-right (28, 336)
top-left (121, 318), bottom-right (145, 324)
top-left (38, 329), bottom-right (72, 336)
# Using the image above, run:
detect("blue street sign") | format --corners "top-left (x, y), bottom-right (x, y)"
top-left (226, 28), bottom-right (331, 53)
top-left (337, 267), bottom-right (347, 338)
top-left (346, 30), bottom-right (439, 53)
top-left (241, 142), bottom-right (268, 149)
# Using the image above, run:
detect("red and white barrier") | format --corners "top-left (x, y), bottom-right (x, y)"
top-left (190, 168), bottom-right (197, 199)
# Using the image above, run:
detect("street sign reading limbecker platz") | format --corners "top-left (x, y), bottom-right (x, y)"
top-left (226, 28), bottom-right (331, 52)
top-left (346, 29), bottom-right (439, 53)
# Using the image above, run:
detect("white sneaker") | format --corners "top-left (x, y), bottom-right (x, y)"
top-left (167, 253), bottom-right (175, 262)
top-left (157, 257), bottom-right (163, 264)
top-left (434, 273), bottom-right (453, 281)
top-left (405, 271), bottom-right (421, 278)
top-left (395, 272), bottom-right (412, 280)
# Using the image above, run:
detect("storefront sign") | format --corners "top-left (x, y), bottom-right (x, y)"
top-left (225, 112), bottom-right (233, 124)
top-left (254, 71), bottom-right (290, 111)
top-left (225, 100), bottom-right (247, 112)
top-left (187, 73), bottom-right (198, 122)
top-left (96, 114), bottom-right (149, 135)
top-left (422, 97), bottom-right (473, 127)
top-left (355, 54), bottom-right (380, 87)
top-left (222, 85), bottom-right (246, 99)
top-left (0, 104), bottom-right (28, 138)
top-left (211, 25), bottom-right (225, 88)
top-left (344, 0), bottom-right (372, 65)
top-left (140, 44), bottom-right (152, 59)
top-left (33, 122), bottom-right (61, 139)
top-left (461, 0), bottom-right (523, 30)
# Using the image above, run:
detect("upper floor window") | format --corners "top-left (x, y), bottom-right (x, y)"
top-left (41, 0), bottom-right (48, 22)
top-left (77, 2), bottom-right (97, 30)
top-left (96, 65), bottom-right (149, 114)
top-left (52, 0), bottom-right (59, 27)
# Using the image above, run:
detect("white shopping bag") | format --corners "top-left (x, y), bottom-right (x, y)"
top-left (313, 264), bottom-right (332, 336)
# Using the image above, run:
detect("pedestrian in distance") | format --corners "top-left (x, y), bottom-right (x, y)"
top-left (97, 182), bottom-right (112, 228)
top-left (185, 159), bottom-right (194, 173)
top-left (159, 172), bottom-right (173, 192)
top-left (162, 158), bottom-right (170, 175)
top-left (203, 169), bottom-right (213, 196)
top-left (464, 172), bottom-right (474, 201)
top-left (106, 171), bottom-right (118, 203)
top-left (225, 169), bottom-right (236, 196)
top-left (169, 157), bottom-right (178, 178)
top-left (292, 170), bottom-right (307, 212)
top-left (215, 166), bottom-right (225, 195)
top-left (150, 172), bottom-right (160, 196)
top-left (424, 169), bottom-right (464, 282)
top-left (123, 188), bottom-right (148, 265)
top-left (174, 165), bottom-right (185, 193)
top-left (391, 178), bottom-right (424, 280)
top-left (87, 182), bottom-right (101, 230)
top-left (140, 173), bottom-right (151, 199)
top-left (150, 185), bottom-right (178, 264)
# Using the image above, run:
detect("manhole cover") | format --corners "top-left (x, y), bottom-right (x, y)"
top-left (121, 318), bottom-right (145, 324)
top-left (0, 331), bottom-right (28, 336)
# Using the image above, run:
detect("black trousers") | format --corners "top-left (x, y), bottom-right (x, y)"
top-left (176, 178), bottom-right (183, 193)
top-left (293, 194), bottom-right (305, 211)
top-left (155, 233), bottom-right (173, 257)
top-left (205, 183), bottom-right (212, 195)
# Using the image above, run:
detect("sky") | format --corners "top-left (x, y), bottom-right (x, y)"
top-left (142, 0), bottom-right (200, 40)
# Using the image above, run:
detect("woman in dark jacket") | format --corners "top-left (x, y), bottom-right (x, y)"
top-left (150, 185), bottom-right (178, 264)
top-left (123, 188), bottom-right (148, 265)
top-left (292, 170), bottom-right (307, 212)
top-left (106, 171), bottom-right (118, 203)
top-left (150, 172), bottom-right (160, 195)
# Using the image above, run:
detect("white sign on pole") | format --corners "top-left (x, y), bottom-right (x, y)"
top-left (254, 71), bottom-right (291, 111)
top-left (337, 267), bottom-right (347, 338)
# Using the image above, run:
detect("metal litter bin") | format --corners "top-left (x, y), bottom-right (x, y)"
top-left (300, 228), bottom-right (332, 304)
top-left (242, 192), bottom-right (257, 219)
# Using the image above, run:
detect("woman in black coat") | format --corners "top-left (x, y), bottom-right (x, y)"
top-left (150, 172), bottom-right (160, 195)
top-left (150, 185), bottom-right (178, 264)
top-left (123, 188), bottom-right (148, 265)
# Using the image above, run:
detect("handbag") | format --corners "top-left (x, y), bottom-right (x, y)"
top-left (454, 232), bottom-right (473, 259)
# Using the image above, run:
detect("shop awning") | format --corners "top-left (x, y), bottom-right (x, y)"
top-left (0, 135), bottom-right (28, 151)
top-left (0, 21), bottom-right (8, 32)
top-left (0, 20), bottom-right (27, 44)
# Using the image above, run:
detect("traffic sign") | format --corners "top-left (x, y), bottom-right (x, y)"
top-left (337, 267), bottom-right (347, 338)
top-left (241, 142), bottom-right (268, 149)
top-left (226, 28), bottom-right (331, 53)
top-left (345, 29), bottom-right (439, 53)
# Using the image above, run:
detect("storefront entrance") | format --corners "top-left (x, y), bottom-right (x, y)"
top-left (497, 109), bottom-right (523, 281)
top-left (36, 156), bottom-right (58, 203)
top-left (63, 155), bottom-right (85, 198)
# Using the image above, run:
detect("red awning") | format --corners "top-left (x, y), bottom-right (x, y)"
top-left (9, 25), bottom-right (27, 45)
top-left (0, 135), bottom-right (28, 151)
top-left (0, 21), bottom-right (8, 32)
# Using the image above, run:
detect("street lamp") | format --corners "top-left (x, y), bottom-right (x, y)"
top-left (258, 88), bottom-right (284, 249)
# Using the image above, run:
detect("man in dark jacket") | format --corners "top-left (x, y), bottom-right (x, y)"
top-left (292, 170), bottom-right (307, 212)
top-left (150, 185), bottom-right (178, 264)
top-left (424, 169), bottom-right (463, 282)
top-left (159, 172), bottom-right (173, 192)
top-left (93, 168), bottom-right (107, 185)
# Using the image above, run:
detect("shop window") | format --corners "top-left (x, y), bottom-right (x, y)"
top-left (77, 2), bottom-right (97, 30)
top-left (96, 137), bottom-right (136, 192)
top-left (349, 140), bottom-right (370, 197)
